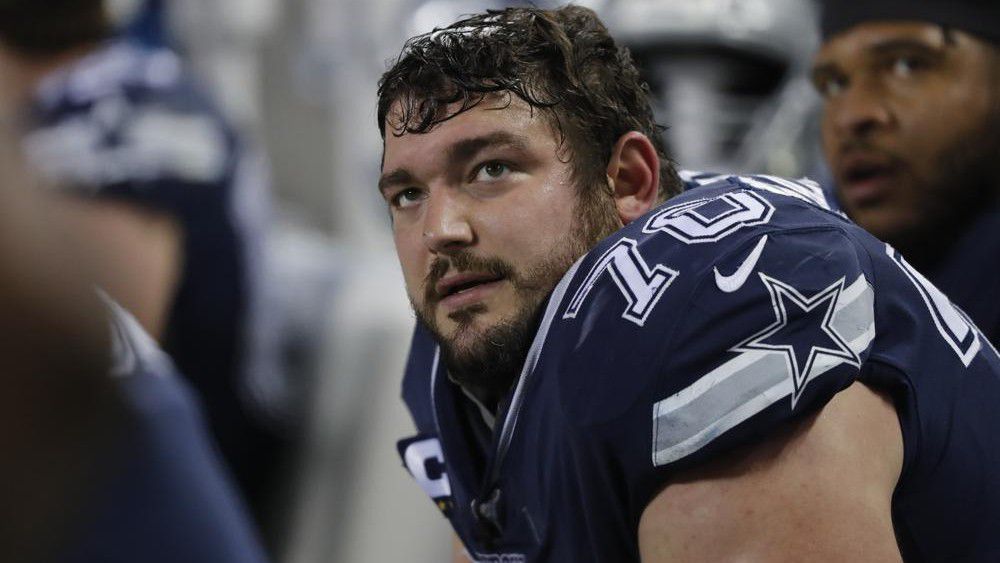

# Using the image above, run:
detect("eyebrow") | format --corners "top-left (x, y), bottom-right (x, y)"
top-left (377, 169), bottom-right (416, 194)
top-left (447, 131), bottom-right (530, 165)
top-left (378, 131), bottom-right (531, 194)
top-left (813, 36), bottom-right (947, 77)
top-left (867, 37), bottom-right (947, 58)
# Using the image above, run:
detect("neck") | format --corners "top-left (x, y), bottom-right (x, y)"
top-left (450, 374), bottom-right (509, 416)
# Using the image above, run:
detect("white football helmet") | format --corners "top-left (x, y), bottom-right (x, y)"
top-left (586, 0), bottom-right (823, 178)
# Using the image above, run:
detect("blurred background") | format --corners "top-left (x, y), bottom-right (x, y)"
top-left (31, 0), bottom-right (829, 561)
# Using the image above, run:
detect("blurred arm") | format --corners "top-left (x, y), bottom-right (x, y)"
top-left (53, 197), bottom-right (182, 340)
top-left (638, 382), bottom-right (903, 562)
top-left (0, 125), bottom-right (124, 563)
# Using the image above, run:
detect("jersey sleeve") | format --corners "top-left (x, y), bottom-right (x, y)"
top-left (66, 295), bottom-right (268, 563)
top-left (658, 227), bottom-right (874, 453)
top-left (557, 223), bottom-right (877, 523)
top-left (23, 49), bottom-right (234, 219)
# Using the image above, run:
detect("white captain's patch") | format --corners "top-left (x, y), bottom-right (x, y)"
top-left (400, 436), bottom-right (451, 501)
top-left (651, 274), bottom-right (874, 467)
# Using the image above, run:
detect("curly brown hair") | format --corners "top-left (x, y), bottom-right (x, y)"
top-left (377, 5), bottom-right (681, 202)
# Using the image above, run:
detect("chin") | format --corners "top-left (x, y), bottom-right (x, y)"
top-left (442, 303), bottom-right (489, 329)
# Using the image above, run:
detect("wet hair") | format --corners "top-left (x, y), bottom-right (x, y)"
top-left (0, 0), bottom-right (111, 57)
top-left (377, 5), bottom-right (681, 202)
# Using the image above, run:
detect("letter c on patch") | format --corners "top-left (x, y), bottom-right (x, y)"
top-left (404, 438), bottom-right (452, 499)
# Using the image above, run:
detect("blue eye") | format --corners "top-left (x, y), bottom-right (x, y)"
top-left (391, 188), bottom-right (424, 209)
top-left (474, 161), bottom-right (510, 181)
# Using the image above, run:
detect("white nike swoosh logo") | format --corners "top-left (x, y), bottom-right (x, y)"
top-left (714, 235), bottom-right (768, 293)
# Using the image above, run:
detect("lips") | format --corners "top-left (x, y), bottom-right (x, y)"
top-left (432, 271), bottom-right (505, 312)
top-left (435, 272), bottom-right (503, 298)
top-left (835, 152), bottom-right (901, 208)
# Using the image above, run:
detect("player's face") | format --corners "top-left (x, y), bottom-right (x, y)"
top-left (813, 22), bottom-right (1000, 244)
top-left (381, 96), bottom-right (619, 396)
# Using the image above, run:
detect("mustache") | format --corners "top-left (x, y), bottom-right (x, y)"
top-left (835, 138), bottom-right (898, 161)
top-left (423, 251), bottom-right (515, 304)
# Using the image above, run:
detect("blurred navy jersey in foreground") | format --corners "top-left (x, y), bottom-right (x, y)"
top-left (400, 175), bottom-right (1000, 562)
top-left (59, 298), bottom-right (267, 563)
top-left (22, 40), bottom-right (285, 510)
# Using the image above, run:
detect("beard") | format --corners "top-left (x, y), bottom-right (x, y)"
top-left (413, 185), bottom-right (623, 407)
top-left (901, 106), bottom-right (1000, 265)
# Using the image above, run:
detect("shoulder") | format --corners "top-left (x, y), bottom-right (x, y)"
top-left (25, 41), bottom-right (233, 190)
top-left (34, 41), bottom-right (180, 104)
top-left (547, 175), bottom-right (877, 464)
top-left (557, 174), bottom-right (867, 352)
top-left (680, 170), bottom-right (840, 212)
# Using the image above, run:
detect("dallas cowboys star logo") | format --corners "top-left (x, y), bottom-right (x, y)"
top-left (733, 273), bottom-right (860, 409)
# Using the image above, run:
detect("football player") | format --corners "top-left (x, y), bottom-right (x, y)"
top-left (0, 0), bottom-right (288, 532)
top-left (380, 6), bottom-right (1000, 561)
top-left (0, 87), bottom-right (267, 563)
top-left (812, 0), bottom-right (1000, 345)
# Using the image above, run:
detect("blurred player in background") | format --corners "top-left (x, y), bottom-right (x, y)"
top-left (0, 0), bottom-right (290, 540)
top-left (596, 0), bottom-right (822, 180)
top-left (812, 0), bottom-right (1000, 344)
top-left (0, 49), bottom-right (268, 563)
top-left (381, 5), bottom-right (1000, 561)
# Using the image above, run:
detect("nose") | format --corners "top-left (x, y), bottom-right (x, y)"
top-left (826, 78), bottom-right (894, 141)
top-left (422, 188), bottom-right (474, 254)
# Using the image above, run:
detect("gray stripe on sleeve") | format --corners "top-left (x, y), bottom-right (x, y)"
top-left (652, 275), bottom-right (875, 467)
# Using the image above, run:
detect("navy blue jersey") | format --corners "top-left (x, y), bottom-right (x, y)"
top-left (680, 169), bottom-right (842, 212)
top-left (59, 298), bottom-right (268, 563)
top-left (23, 41), bottom-right (285, 513)
top-left (398, 174), bottom-right (1000, 562)
top-left (916, 204), bottom-right (1000, 348)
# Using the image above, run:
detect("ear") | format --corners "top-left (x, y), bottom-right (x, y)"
top-left (606, 131), bottom-right (660, 224)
